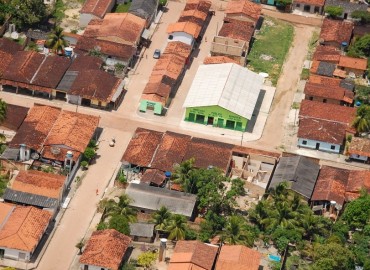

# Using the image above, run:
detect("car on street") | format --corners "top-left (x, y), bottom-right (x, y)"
top-left (153, 49), bottom-right (161, 59)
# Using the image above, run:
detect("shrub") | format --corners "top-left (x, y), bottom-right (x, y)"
top-left (80, 161), bottom-right (88, 170)
top-left (324, 6), bottom-right (343, 18)
top-left (83, 147), bottom-right (95, 160)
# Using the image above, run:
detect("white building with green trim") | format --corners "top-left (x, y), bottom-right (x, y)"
top-left (183, 63), bottom-right (263, 131)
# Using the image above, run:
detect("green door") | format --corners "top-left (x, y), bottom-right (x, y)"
top-left (217, 118), bottom-right (224, 127)
top-left (188, 113), bottom-right (195, 122)
top-left (196, 114), bottom-right (205, 124)
top-left (226, 120), bottom-right (235, 129)
top-left (236, 122), bottom-right (243, 131)
top-left (267, 0), bottom-right (275, 5)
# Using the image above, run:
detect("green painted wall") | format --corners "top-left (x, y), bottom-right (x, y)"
top-left (185, 105), bottom-right (248, 131)
top-left (139, 99), bottom-right (163, 115)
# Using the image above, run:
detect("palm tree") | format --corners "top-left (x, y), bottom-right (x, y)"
top-left (0, 99), bottom-right (7, 124)
top-left (105, 195), bottom-right (138, 223)
top-left (221, 216), bottom-right (255, 247)
top-left (172, 158), bottom-right (196, 193)
top-left (165, 214), bottom-right (187, 241)
top-left (46, 26), bottom-right (67, 54)
top-left (352, 105), bottom-right (370, 133)
top-left (151, 206), bottom-right (171, 232)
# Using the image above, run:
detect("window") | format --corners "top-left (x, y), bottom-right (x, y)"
top-left (309, 96), bottom-right (313, 101)
top-left (302, 140), bottom-right (307, 145)
top-left (323, 99), bottom-right (327, 103)
top-left (296, 3), bottom-right (300, 7)
top-left (330, 145), bottom-right (336, 150)
top-left (168, 35), bottom-right (173, 40)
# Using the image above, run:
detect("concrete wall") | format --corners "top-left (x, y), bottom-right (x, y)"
top-left (298, 138), bottom-right (341, 153)
top-left (80, 264), bottom-right (108, 270)
top-left (225, 13), bottom-right (255, 23)
top-left (184, 105), bottom-right (248, 131)
top-left (139, 99), bottom-right (163, 115)
top-left (168, 32), bottom-right (194, 46)
top-left (1, 248), bottom-right (31, 261)
top-left (293, 3), bottom-right (323, 14)
top-left (305, 95), bottom-right (341, 105)
top-left (350, 154), bottom-right (368, 162)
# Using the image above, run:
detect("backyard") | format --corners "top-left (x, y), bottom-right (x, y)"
top-left (247, 17), bottom-right (294, 86)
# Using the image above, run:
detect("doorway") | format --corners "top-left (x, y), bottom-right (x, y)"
top-left (195, 114), bottom-right (205, 124)
top-left (226, 120), bottom-right (236, 129)
top-left (315, 143), bottom-right (320, 150)
top-left (207, 117), bottom-right (214, 125)
top-left (188, 113), bottom-right (195, 122)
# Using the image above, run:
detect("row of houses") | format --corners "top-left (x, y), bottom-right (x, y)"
top-left (297, 18), bottom-right (370, 156)
top-left (0, 39), bottom-right (125, 109)
top-left (139, 0), bottom-right (212, 114)
top-left (210, 0), bottom-right (262, 66)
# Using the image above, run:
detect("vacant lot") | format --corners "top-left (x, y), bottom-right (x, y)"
top-left (247, 17), bottom-right (294, 86)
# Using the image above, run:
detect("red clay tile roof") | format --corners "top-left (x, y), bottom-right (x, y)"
top-left (320, 19), bottom-right (353, 45)
top-left (167, 21), bottom-right (202, 38)
top-left (142, 74), bottom-right (173, 98)
top-left (219, 18), bottom-right (255, 42)
top-left (184, 0), bottom-right (212, 14)
top-left (80, 0), bottom-right (114, 18)
top-left (225, 0), bottom-right (262, 21)
top-left (0, 205), bottom-right (51, 252)
top-left (204, 56), bottom-right (240, 65)
top-left (179, 9), bottom-right (208, 27)
top-left (0, 38), bottom-right (23, 54)
top-left (42, 110), bottom-right (100, 161)
top-left (308, 74), bottom-right (341, 86)
top-left (79, 229), bottom-right (131, 270)
top-left (299, 100), bottom-right (356, 125)
top-left (2, 51), bottom-right (45, 84)
top-left (338, 56), bottom-right (368, 71)
top-left (141, 169), bottom-right (166, 186)
top-left (311, 165), bottom-right (350, 205)
top-left (313, 46), bottom-right (341, 63)
top-left (151, 131), bottom-right (192, 172)
top-left (333, 69), bottom-right (347, 78)
top-left (169, 240), bottom-right (218, 270)
top-left (304, 82), bottom-right (353, 102)
top-left (69, 69), bottom-right (122, 102)
top-left (83, 13), bottom-right (145, 45)
top-left (12, 170), bottom-right (65, 199)
top-left (0, 203), bottom-right (15, 225)
top-left (0, 104), bottom-right (29, 131)
top-left (121, 128), bottom-right (164, 167)
top-left (216, 245), bottom-right (261, 270)
top-left (76, 36), bottom-right (136, 61)
top-left (68, 55), bottom-right (103, 71)
top-left (163, 41), bottom-right (192, 60)
top-left (348, 137), bottom-right (370, 157)
top-left (294, 0), bottom-right (325, 6)
top-left (345, 170), bottom-right (370, 201)
top-left (140, 93), bottom-right (167, 104)
top-left (152, 54), bottom-right (186, 81)
top-left (0, 50), bottom-right (13, 78)
top-left (183, 137), bottom-right (233, 172)
top-left (298, 118), bottom-right (347, 144)
top-left (10, 105), bottom-right (62, 151)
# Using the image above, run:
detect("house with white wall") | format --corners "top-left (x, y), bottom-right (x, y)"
top-left (348, 137), bottom-right (370, 163)
top-left (167, 21), bottom-right (201, 47)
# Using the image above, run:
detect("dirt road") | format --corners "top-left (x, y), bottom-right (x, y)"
top-left (262, 9), bottom-right (323, 27)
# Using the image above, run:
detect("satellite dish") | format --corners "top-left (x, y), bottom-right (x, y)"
top-left (51, 146), bottom-right (61, 155)
top-left (11, 31), bottom-right (19, 40)
top-left (31, 152), bottom-right (40, 160)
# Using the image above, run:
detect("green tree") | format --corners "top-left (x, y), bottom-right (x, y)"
top-left (276, 0), bottom-right (292, 7)
top-left (352, 105), bottom-right (370, 133)
top-left (105, 195), bottom-right (138, 223)
top-left (121, 263), bottom-right (136, 270)
top-left (348, 34), bottom-right (370, 58)
top-left (310, 242), bottom-right (355, 270)
top-left (83, 147), bottom-right (96, 161)
top-left (10, 0), bottom-right (47, 28)
top-left (151, 206), bottom-right (171, 232)
top-left (46, 26), bottom-right (68, 54)
top-left (221, 216), bottom-right (257, 247)
top-left (351, 11), bottom-right (370, 24)
top-left (108, 215), bottom-right (130, 235)
top-left (172, 158), bottom-right (195, 193)
top-left (137, 251), bottom-right (157, 269)
top-left (75, 239), bottom-right (85, 255)
top-left (80, 160), bottom-right (88, 170)
top-left (165, 214), bottom-right (187, 241)
top-left (324, 6), bottom-right (344, 18)
top-left (342, 191), bottom-right (370, 229)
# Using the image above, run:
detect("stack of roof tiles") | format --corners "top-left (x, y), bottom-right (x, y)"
top-left (142, 0), bottom-right (212, 105)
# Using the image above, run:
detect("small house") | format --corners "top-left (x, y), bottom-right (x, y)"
top-left (129, 223), bottom-right (155, 243)
top-left (348, 137), bottom-right (370, 163)
top-left (129, 0), bottom-right (159, 28)
top-left (79, 0), bottom-right (116, 27)
top-left (337, 56), bottom-right (368, 77)
top-left (225, 0), bottom-right (262, 23)
top-left (216, 245), bottom-right (262, 270)
top-left (319, 19), bottom-right (353, 48)
top-left (293, 0), bottom-right (325, 14)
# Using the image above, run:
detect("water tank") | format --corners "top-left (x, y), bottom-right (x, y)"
top-left (66, 151), bottom-right (73, 158)
top-left (65, 47), bottom-right (73, 57)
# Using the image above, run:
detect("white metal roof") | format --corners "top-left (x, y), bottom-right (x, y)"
top-left (183, 63), bottom-right (263, 120)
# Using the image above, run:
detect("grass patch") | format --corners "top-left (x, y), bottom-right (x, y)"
top-left (247, 17), bottom-right (294, 86)
top-left (307, 29), bottom-right (320, 60)
top-left (113, 2), bottom-right (131, 13)
top-left (300, 68), bottom-right (310, 80)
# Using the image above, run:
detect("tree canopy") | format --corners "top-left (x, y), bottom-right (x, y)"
top-left (324, 6), bottom-right (343, 18)
top-left (8, 0), bottom-right (47, 29)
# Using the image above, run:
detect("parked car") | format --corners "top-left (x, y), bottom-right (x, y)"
top-left (153, 49), bottom-right (161, 59)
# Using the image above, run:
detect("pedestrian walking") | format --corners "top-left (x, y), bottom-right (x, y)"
top-left (96, 189), bottom-right (99, 196)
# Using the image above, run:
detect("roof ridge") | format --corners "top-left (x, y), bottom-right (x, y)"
top-left (218, 63), bottom-right (234, 105)
top-left (30, 54), bottom-right (48, 84)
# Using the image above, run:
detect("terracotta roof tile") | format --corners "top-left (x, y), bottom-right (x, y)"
top-left (167, 21), bottom-right (202, 38)
top-left (333, 68), bottom-right (347, 78)
top-left (140, 93), bottom-right (167, 104)
top-left (80, 0), bottom-right (114, 18)
top-left (225, 0), bottom-right (262, 21)
top-left (10, 105), bottom-right (62, 151)
top-left (348, 137), bottom-right (370, 157)
top-left (169, 240), bottom-right (218, 270)
top-left (216, 245), bottom-right (261, 270)
top-left (152, 54), bottom-right (186, 81)
top-left (299, 100), bottom-right (356, 124)
top-left (338, 56), bottom-right (368, 71)
top-left (163, 41), bottom-right (192, 60)
top-left (83, 13), bottom-right (145, 45)
top-left (141, 169), bottom-right (166, 185)
top-left (0, 203), bottom-right (15, 225)
top-left (0, 104), bottom-right (29, 131)
top-left (184, 0), bottom-right (212, 14)
top-left (183, 137), bottom-right (233, 172)
top-left (179, 9), bottom-right (208, 27)
top-left (143, 74), bottom-right (173, 98)
top-left (42, 110), bottom-right (99, 161)
top-left (80, 229), bottom-right (131, 270)
top-left (121, 128), bottom-right (164, 167)
top-left (298, 118), bottom-right (347, 144)
top-left (0, 38), bottom-right (23, 55)
top-left (0, 205), bottom-right (51, 252)
top-left (308, 74), bottom-right (341, 86)
top-left (11, 170), bottom-right (65, 199)
top-left (345, 170), bottom-right (370, 200)
top-left (313, 45), bottom-right (341, 63)
top-left (294, 0), bottom-right (325, 6)
top-left (151, 132), bottom-right (192, 172)
top-left (320, 19), bottom-right (353, 45)
top-left (219, 18), bottom-right (255, 42)
top-left (204, 56), bottom-right (240, 65)
top-left (69, 69), bottom-right (122, 102)
top-left (68, 55), bottom-right (103, 71)
top-left (304, 82), bottom-right (353, 102)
